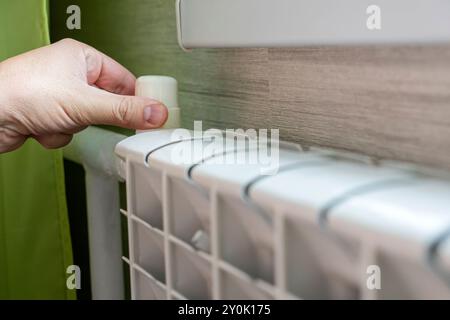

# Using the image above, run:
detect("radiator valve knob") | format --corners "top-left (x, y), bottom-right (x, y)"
top-left (135, 75), bottom-right (180, 131)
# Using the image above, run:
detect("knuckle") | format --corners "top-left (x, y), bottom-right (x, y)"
top-left (61, 103), bottom-right (86, 126)
top-left (114, 97), bottom-right (134, 125)
top-left (58, 38), bottom-right (79, 47)
top-left (0, 126), bottom-right (25, 153)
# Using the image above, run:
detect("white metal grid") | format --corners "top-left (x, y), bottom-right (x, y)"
top-left (115, 129), bottom-right (450, 300)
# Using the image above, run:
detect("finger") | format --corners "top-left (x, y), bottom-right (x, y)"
top-left (79, 42), bottom-right (136, 95)
top-left (33, 133), bottom-right (73, 149)
top-left (0, 126), bottom-right (27, 153)
top-left (0, 136), bottom-right (27, 153)
top-left (76, 86), bottom-right (168, 130)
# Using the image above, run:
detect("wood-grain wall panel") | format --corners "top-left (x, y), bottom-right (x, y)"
top-left (50, 0), bottom-right (450, 169)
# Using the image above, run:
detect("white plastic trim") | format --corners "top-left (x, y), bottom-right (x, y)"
top-left (176, 0), bottom-right (192, 52)
top-left (177, 0), bottom-right (450, 48)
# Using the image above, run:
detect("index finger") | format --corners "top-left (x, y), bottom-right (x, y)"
top-left (81, 42), bottom-right (136, 96)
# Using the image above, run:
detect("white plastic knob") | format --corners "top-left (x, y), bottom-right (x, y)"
top-left (135, 76), bottom-right (180, 132)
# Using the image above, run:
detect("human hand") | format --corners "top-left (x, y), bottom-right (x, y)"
top-left (0, 38), bottom-right (168, 153)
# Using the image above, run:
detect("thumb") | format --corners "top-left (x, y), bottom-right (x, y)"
top-left (76, 86), bottom-right (168, 130)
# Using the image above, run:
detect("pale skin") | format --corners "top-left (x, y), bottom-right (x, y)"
top-left (0, 38), bottom-right (168, 153)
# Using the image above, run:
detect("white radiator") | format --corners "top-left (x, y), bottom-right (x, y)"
top-left (114, 129), bottom-right (450, 300)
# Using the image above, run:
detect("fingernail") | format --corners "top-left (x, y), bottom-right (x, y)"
top-left (144, 104), bottom-right (165, 125)
top-left (143, 106), bottom-right (152, 121)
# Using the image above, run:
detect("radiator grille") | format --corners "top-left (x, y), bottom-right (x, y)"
top-left (115, 129), bottom-right (450, 300)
